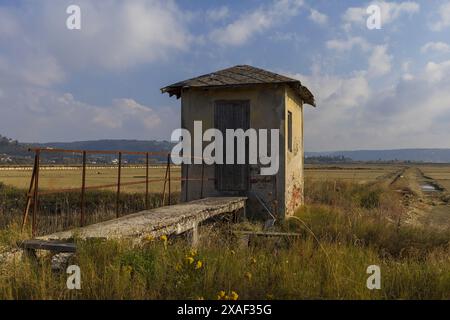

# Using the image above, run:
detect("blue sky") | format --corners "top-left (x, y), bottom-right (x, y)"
top-left (0, 0), bottom-right (449, 151)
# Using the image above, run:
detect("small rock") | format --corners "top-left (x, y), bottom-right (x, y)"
top-left (51, 253), bottom-right (75, 272)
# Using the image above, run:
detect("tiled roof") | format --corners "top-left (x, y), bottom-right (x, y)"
top-left (161, 65), bottom-right (315, 106)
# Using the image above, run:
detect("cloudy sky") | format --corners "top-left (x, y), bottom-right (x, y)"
top-left (0, 0), bottom-right (449, 151)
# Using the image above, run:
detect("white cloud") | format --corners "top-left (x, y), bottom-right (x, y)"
top-left (309, 9), bottom-right (328, 26)
top-left (0, 87), bottom-right (177, 142)
top-left (298, 56), bottom-right (450, 151)
top-left (342, 7), bottom-right (366, 30)
top-left (326, 39), bottom-right (392, 79)
top-left (0, 0), bottom-right (192, 73)
top-left (326, 37), bottom-right (370, 52)
top-left (287, 70), bottom-right (370, 112)
top-left (0, 1), bottom-right (187, 142)
top-left (401, 61), bottom-right (414, 80)
top-left (425, 60), bottom-right (450, 83)
top-left (342, 1), bottom-right (420, 30)
top-left (361, 64), bottom-right (450, 147)
top-left (0, 51), bottom-right (64, 88)
top-left (61, 0), bottom-right (191, 70)
top-left (421, 42), bottom-right (450, 54)
top-left (93, 99), bottom-right (161, 130)
top-left (209, 0), bottom-right (304, 46)
top-left (429, 2), bottom-right (450, 31)
top-left (270, 32), bottom-right (306, 43)
top-left (287, 71), bottom-right (371, 150)
top-left (206, 6), bottom-right (229, 22)
top-left (368, 45), bottom-right (392, 77)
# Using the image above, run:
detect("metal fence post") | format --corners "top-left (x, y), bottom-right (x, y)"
top-left (80, 151), bottom-right (86, 226)
top-left (168, 153), bottom-right (171, 206)
top-left (116, 152), bottom-right (122, 218)
top-left (32, 150), bottom-right (40, 237)
top-left (162, 158), bottom-right (169, 206)
top-left (21, 153), bottom-right (37, 232)
top-left (145, 152), bottom-right (149, 210)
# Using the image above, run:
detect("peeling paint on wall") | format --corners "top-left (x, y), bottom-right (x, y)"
top-left (180, 83), bottom-right (305, 219)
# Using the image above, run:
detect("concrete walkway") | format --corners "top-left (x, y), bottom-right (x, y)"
top-left (38, 197), bottom-right (247, 243)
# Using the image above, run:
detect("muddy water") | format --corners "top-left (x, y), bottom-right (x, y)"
top-left (421, 184), bottom-right (437, 192)
top-left (392, 167), bottom-right (450, 229)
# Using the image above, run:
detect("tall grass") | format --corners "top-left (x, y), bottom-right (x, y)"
top-left (1, 227), bottom-right (449, 299)
top-left (0, 182), bottom-right (179, 235)
top-left (0, 179), bottom-right (449, 299)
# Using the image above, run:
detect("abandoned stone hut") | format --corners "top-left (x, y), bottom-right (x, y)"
top-left (161, 65), bottom-right (315, 219)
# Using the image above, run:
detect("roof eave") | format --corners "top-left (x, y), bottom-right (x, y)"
top-left (161, 82), bottom-right (316, 107)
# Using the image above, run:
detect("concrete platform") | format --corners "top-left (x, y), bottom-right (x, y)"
top-left (38, 197), bottom-right (247, 243)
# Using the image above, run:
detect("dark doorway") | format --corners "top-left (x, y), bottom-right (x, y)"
top-left (214, 100), bottom-right (250, 192)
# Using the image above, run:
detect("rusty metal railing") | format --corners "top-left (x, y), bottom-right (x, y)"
top-left (21, 148), bottom-right (209, 237)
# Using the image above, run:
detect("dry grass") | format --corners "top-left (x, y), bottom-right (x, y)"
top-left (1, 218), bottom-right (449, 300)
top-left (0, 166), bottom-right (181, 193)
top-left (419, 164), bottom-right (450, 192)
top-left (305, 164), bottom-right (402, 184)
top-left (0, 182), bottom-right (180, 236)
top-left (0, 178), bottom-right (449, 300)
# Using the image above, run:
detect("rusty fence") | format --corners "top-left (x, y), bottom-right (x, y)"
top-left (21, 148), bottom-right (208, 236)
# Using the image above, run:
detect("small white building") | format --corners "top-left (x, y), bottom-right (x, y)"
top-left (162, 65), bottom-right (315, 219)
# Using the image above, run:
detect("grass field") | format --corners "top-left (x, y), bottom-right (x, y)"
top-left (418, 164), bottom-right (450, 191)
top-left (1, 163), bottom-right (450, 299)
top-left (305, 164), bottom-right (403, 184)
top-left (0, 163), bottom-right (404, 193)
top-left (0, 166), bottom-right (182, 193)
top-left (1, 178), bottom-right (449, 299)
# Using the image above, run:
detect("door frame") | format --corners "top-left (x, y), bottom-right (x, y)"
top-left (214, 99), bottom-right (250, 193)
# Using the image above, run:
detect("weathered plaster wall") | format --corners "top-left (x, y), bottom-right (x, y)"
top-left (284, 87), bottom-right (304, 216)
top-left (180, 84), bottom-right (288, 219)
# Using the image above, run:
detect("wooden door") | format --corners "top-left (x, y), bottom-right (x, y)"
top-left (214, 100), bottom-right (250, 192)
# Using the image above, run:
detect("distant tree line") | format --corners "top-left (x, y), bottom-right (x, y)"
top-left (305, 155), bottom-right (353, 164)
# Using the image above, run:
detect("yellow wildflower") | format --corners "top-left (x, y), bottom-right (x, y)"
top-left (144, 234), bottom-right (154, 242)
top-left (229, 291), bottom-right (239, 300)
top-left (174, 263), bottom-right (182, 272)
top-left (189, 248), bottom-right (198, 257)
top-left (160, 235), bottom-right (168, 242)
top-left (217, 290), bottom-right (226, 300)
top-left (195, 260), bottom-right (203, 270)
top-left (186, 256), bottom-right (195, 264)
top-left (122, 265), bottom-right (133, 274)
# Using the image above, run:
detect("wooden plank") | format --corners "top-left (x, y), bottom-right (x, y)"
top-left (233, 231), bottom-right (301, 238)
top-left (20, 240), bottom-right (76, 253)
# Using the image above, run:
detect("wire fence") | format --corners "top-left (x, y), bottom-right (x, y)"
top-left (21, 148), bottom-right (208, 236)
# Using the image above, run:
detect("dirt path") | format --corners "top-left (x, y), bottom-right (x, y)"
top-left (389, 166), bottom-right (450, 229)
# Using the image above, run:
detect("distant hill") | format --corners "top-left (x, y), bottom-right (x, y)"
top-left (306, 149), bottom-right (450, 163)
top-left (35, 139), bottom-right (173, 153)
top-left (2, 133), bottom-right (450, 164)
top-left (34, 140), bottom-right (174, 163)
top-left (0, 136), bottom-right (174, 164)
top-left (0, 135), bottom-right (31, 163)
top-left (0, 135), bottom-right (28, 155)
